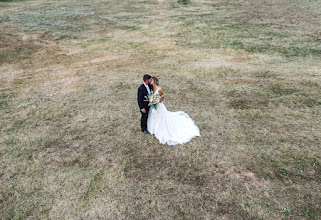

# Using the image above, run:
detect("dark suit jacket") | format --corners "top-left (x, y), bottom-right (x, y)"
top-left (137, 84), bottom-right (151, 111)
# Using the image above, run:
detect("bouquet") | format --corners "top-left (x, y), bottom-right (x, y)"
top-left (144, 94), bottom-right (161, 109)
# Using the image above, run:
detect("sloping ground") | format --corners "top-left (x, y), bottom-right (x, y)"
top-left (0, 0), bottom-right (320, 219)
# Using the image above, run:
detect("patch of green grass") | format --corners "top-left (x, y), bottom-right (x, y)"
top-left (226, 89), bottom-right (270, 110)
top-left (7, 5), bottom-right (92, 39)
top-left (78, 37), bottom-right (113, 48)
top-left (174, 16), bottom-right (321, 57)
top-left (6, 119), bottom-right (27, 132)
top-left (230, 99), bottom-right (251, 110)
top-left (0, 97), bottom-right (9, 109)
top-left (4, 137), bottom-right (17, 147)
top-left (281, 205), bottom-right (320, 219)
top-left (282, 206), bottom-right (293, 218)
top-left (42, 137), bottom-right (63, 149)
top-left (234, 110), bottom-right (278, 124)
top-left (5, 0), bottom-right (148, 40)
top-left (252, 149), bottom-right (320, 182)
top-left (252, 70), bottom-right (278, 79)
top-left (82, 171), bottom-right (103, 200)
top-left (266, 83), bottom-right (321, 108)
top-left (300, 207), bottom-right (319, 219)
top-left (13, 213), bottom-right (25, 220)
top-left (178, 0), bottom-right (190, 5)
top-left (301, 98), bottom-right (321, 108)
top-left (269, 84), bottom-right (298, 96)
top-left (111, 81), bottom-right (137, 92)
top-left (121, 25), bottom-right (141, 31)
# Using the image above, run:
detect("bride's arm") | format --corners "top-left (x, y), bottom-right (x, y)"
top-left (159, 88), bottom-right (164, 102)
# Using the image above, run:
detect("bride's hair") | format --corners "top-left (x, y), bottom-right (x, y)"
top-left (152, 76), bottom-right (159, 85)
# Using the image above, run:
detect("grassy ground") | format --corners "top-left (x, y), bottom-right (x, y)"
top-left (1, 0), bottom-right (320, 219)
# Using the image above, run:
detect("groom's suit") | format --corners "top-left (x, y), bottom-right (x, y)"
top-left (137, 83), bottom-right (151, 132)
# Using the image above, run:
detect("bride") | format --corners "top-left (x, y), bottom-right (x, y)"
top-left (147, 76), bottom-right (200, 145)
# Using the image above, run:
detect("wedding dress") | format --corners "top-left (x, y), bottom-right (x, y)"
top-left (147, 88), bottom-right (200, 145)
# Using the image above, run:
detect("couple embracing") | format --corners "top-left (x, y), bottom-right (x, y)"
top-left (137, 74), bottom-right (200, 145)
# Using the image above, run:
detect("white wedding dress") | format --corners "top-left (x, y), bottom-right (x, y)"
top-left (147, 88), bottom-right (200, 145)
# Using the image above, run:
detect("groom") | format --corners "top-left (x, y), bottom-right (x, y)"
top-left (137, 74), bottom-right (152, 134)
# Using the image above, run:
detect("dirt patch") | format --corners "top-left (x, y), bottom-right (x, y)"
top-left (225, 166), bottom-right (269, 187)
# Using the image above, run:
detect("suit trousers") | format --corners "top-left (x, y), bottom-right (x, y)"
top-left (141, 110), bottom-right (149, 131)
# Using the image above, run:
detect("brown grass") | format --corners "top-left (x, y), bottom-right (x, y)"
top-left (1, 0), bottom-right (320, 219)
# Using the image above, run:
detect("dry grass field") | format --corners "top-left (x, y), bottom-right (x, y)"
top-left (1, 0), bottom-right (321, 219)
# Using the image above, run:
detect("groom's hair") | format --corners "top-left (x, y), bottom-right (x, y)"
top-left (143, 74), bottom-right (151, 82)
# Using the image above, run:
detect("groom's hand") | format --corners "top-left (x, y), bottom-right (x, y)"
top-left (141, 108), bottom-right (146, 113)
